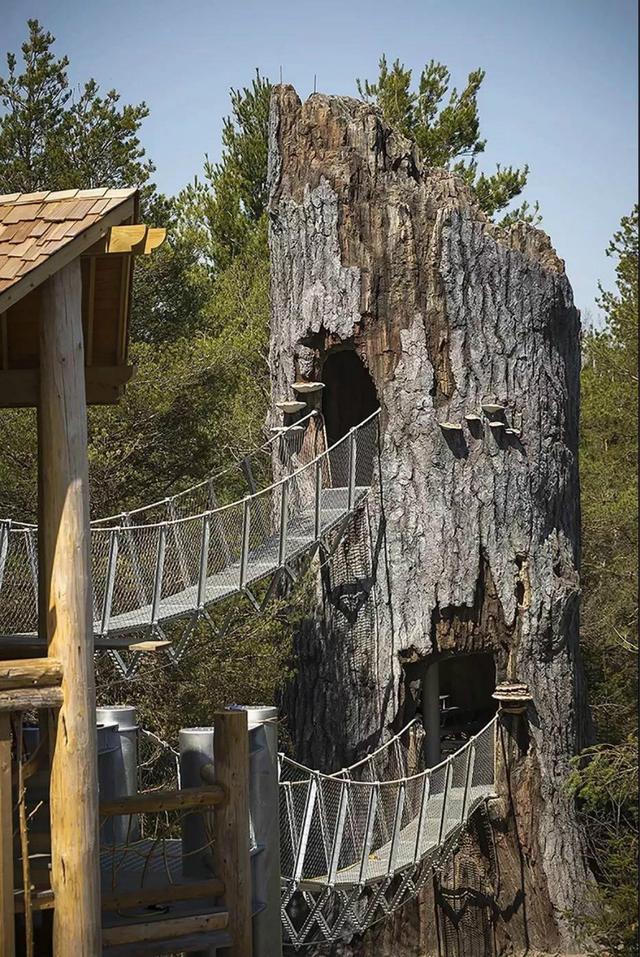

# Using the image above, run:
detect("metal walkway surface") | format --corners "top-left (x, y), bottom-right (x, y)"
top-left (0, 412), bottom-right (379, 659)
top-left (279, 717), bottom-right (496, 948)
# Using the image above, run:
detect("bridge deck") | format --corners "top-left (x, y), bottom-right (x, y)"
top-left (298, 783), bottom-right (492, 890)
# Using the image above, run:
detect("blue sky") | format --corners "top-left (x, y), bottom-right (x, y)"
top-left (2, 0), bottom-right (637, 318)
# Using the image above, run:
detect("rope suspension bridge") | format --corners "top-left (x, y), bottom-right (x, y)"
top-left (279, 716), bottom-right (496, 948)
top-left (0, 410), bottom-right (378, 676)
top-left (1, 405), bottom-right (498, 950)
top-left (93, 713), bottom-right (497, 950)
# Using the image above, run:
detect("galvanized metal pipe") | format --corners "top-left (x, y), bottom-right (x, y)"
top-left (229, 705), bottom-right (282, 957)
top-left (179, 726), bottom-right (216, 880)
top-left (422, 660), bottom-right (441, 767)
top-left (95, 705), bottom-right (140, 842)
top-left (347, 427), bottom-right (357, 511)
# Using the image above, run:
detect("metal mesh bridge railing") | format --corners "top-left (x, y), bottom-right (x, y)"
top-left (279, 716), bottom-right (497, 949)
top-left (0, 412), bottom-right (380, 657)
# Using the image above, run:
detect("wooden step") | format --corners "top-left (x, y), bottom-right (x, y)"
top-left (102, 908), bottom-right (228, 951)
top-left (103, 928), bottom-right (232, 956)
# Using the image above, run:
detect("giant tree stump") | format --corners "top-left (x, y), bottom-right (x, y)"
top-left (268, 86), bottom-right (591, 954)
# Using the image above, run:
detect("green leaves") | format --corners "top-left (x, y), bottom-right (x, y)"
top-left (357, 55), bottom-right (539, 223)
top-left (0, 19), bottom-right (154, 193)
top-left (576, 207), bottom-right (638, 955)
top-left (175, 71), bottom-right (271, 271)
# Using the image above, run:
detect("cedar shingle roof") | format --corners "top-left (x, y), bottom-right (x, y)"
top-left (0, 187), bottom-right (137, 311)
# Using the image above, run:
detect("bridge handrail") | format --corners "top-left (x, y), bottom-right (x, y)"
top-left (279, 715), bottom-right (495, 788)
top-left (82, 408), bottom-right (380, 532)
top-left (0, 409), bottom-right (381, 645)
top-left (4, 409), bottom-right (321, 530)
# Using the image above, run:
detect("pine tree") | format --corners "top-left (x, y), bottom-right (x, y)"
top-left (0, 19), bottom-right (153, 193)
top-left (357, 56), bottom-right (539, 223)
top-left (569, 206), bottom-right (638, 955)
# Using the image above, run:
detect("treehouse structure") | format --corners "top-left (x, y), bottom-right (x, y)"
top-left (0, 186), bottom-right (163, 957)
top-left (268, 86), bottom-right (592, 955)
top-left (0, 189), bottom-right (257, 957)
top-left (0, 89), bottom-right (595, 957)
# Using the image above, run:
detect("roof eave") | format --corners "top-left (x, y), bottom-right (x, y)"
top-left (0, 194), bottom-right (136, 314)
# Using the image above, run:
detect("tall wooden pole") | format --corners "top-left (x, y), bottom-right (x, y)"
top-left (213, 710), bottom-right (253, 957)
top-left (0, 713), bottom-right (15, 957)
top-left (39, 259), bottom-right (101, 955)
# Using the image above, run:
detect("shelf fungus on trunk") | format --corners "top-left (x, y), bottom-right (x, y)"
top-left (268, 84), bottom-right (592, 956)
top-left (275, 400), bottom-right (307, 413)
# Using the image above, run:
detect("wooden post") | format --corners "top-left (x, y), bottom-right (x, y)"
top-left (0, 713), bottom-right (15, 957)
top-left (39, 259), bottom-right (101, 956)
top-left (213, 710), bottom-right (253, 957)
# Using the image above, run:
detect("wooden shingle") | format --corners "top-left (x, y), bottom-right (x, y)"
top-left (0, 187), bottom-right (137, 314)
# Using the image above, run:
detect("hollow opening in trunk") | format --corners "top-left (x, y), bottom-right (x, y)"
top-left (419, 651), bottom-right (498, 765)
top-left (322, 349), bottom-right (378, 445)
top-left (438, 652), bottom-right (497, 756)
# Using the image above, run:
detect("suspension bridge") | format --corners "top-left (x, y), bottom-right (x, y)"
top-left (0, 410), bottom-right (378, 674)
top-left (0, 406), bottom-right (498, 951)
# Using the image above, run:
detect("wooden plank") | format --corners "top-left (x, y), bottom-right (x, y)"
top-left (85, 256), bottom-right (96, 365)
top-left (0, 713), bottom-right (15, 957)
top-left (0, 657), bottom-right (62, 690)
top-left (101, 911), bottom-right (228, 947)
top-left (117, 255), bottom-right (131, 364)
top-left (101, 878), bottom-right (225, 912)
top-left (39, 258), bottom-right (102, 956)
top-left (0, 312), bottom-right (7, 370)
top-left (127, 639), bottom-right (171, 653)
top-left (0, 364), bottom-right (134, 407)
top-left (100, 785), bottom-right (225, 817)
top-left (0, 686), bottom-right (63, 712)
top-left (13, 888), bottom-right (55, 913)
top-left (213, 710), bottom-right (253, 957)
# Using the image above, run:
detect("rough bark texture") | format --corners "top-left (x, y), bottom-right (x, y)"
top-left (268, 86), bottom-right (591, 955)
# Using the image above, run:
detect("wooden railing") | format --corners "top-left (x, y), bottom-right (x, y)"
top-left (0, 657), bottom-right (64, 957)
top-left (98, 709), bottom-right (252, 956)
top-left (0, 679), bottom-right (253, 957)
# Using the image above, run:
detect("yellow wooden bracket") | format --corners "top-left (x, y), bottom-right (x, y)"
top-left (105, 225), bottom-right (167, 255)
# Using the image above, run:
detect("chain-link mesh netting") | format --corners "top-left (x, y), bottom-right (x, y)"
top-left (280, 717), bottom-right (496, 948)
top-left (0, 412), bottom-right (380, 647)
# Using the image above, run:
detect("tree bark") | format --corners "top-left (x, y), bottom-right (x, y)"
top-left (268, 87), bottom-right (592, 955)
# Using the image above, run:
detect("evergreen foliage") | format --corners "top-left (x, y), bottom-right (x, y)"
top-left (0, 19), bottom-right (154, 193)
top-left (357, 56), bottom-right (539, 224)
top-left (570, 206), bottom-right (638, 955)
top-left (175, 71), bottom-right (271, 270)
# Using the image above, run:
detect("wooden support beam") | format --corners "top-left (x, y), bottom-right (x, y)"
top-left (0, 365), bottom-right (134, 408)
top-left (0, 713), bottom-right (15, 957)
top-left (0, 686), bottom-right (63, 712)
top-left (0, 313), bottom-right (7, 370)
top-left (213, 710), bottom-right (253, 957)
top-left (103, 225), bottom-right (166, 255)
top-left (0, 658), bottom-right (62, 690)
top-left (39, 258), bottom-right (102, 956)
top-left (105, 224), bottom-right (147, 253)
top-left (99, 785), bottom-right (225, 817)
top-left (101, 911), bottom-right (228, 948)
top-left (143, 227), bottom-right (166, 254)
top-left (101, 878), bottom-right (225, 912)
